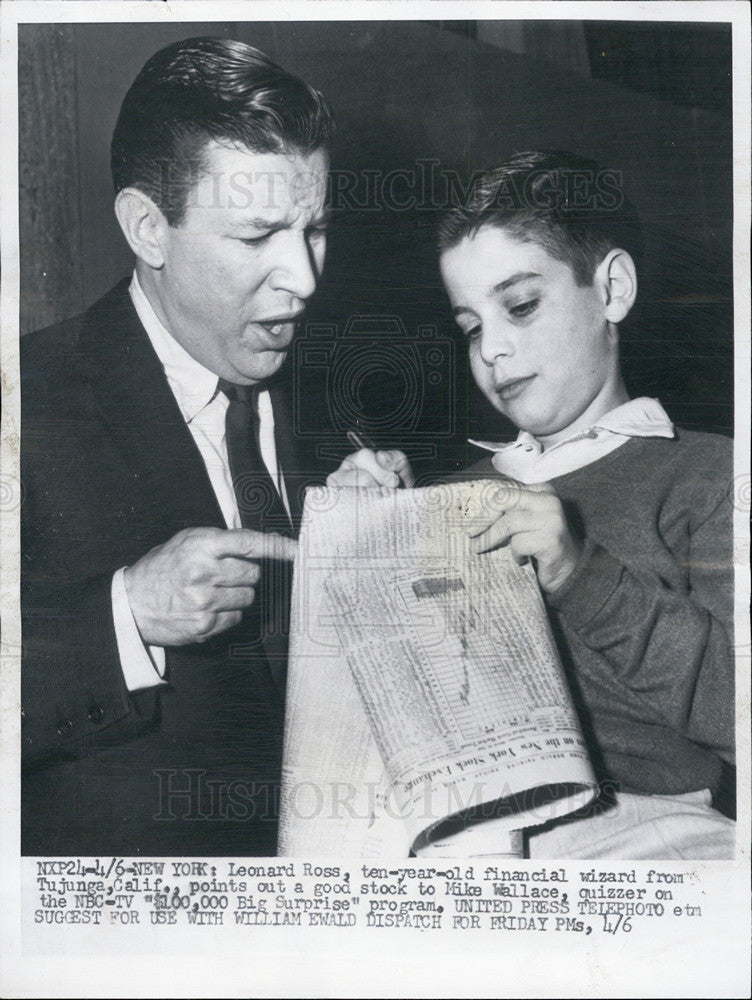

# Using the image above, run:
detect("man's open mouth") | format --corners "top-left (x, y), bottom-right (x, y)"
top-left (253, 315), bottom-right (302, 342)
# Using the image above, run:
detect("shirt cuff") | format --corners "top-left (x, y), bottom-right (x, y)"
top-left (111, 567), bottom-right (167, 691)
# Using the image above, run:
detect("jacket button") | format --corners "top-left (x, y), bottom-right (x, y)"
top-left (87, 706), bottom-right (104, 724)
top-left (56, 718), bottom-right (74, 735)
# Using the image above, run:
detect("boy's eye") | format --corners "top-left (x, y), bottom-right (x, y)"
top-left (463, 325), bottom-right (481, 342)
top-left (509, 298), bottom-right (538, 318)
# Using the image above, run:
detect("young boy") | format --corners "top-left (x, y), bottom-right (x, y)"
top-left (330, 151), bottom-right (735, 859)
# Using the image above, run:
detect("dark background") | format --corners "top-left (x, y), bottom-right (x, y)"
top-left (18, 19), bottom-right (734, 480)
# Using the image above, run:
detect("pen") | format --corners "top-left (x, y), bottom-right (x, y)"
top-left (347, 429), bottom-right (378, 452)
top-left (346, 429), bottom-right (413, 489)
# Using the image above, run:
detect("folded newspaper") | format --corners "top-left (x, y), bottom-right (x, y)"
top-left (278, 481), bottom-right (597, 857)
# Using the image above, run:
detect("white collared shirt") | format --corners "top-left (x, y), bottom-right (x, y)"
top-left (112, 272), bottom-right (291, 690)
top-left (469, 397), bottom-right (675, 484)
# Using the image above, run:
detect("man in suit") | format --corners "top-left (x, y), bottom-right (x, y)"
top-left (21, 37), bottom-right (334, 856)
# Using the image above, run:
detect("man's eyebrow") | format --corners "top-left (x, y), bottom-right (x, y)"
top-left (227, 210), bottom-right (331, 234)
top-left (226, 216), bottom-right (284, 234)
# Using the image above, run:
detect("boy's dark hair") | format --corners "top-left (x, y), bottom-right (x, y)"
top-left (437, 151), bottom-right (643, 286)
top-left (111, 36), bottom-right (335, 225)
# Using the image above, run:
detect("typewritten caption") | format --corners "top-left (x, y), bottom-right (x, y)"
top-left (27, 858), bottom-right (706, 937)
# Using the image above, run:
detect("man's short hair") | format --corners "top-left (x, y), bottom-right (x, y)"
top-left (111, 36), bottom-right (335, 225)
top-left (437, 151), bottom-right (643, 286)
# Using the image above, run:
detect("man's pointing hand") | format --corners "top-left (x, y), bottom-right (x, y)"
top-left (124, 527), bottom-right (297, 646)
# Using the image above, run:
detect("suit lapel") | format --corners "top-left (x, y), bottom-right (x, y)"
top-left (78, 280), bottom-right (225, 533)
top-left (77, 280), bottom-right (319, 538)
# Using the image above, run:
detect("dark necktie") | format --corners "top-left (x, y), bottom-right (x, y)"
top-left (217, 378), bottom-right (292, 694)
top-left (217, 379), bottom-right (291, 535)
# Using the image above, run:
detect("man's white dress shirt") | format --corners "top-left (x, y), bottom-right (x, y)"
top-left (112, 272), bottom-right (290, 691)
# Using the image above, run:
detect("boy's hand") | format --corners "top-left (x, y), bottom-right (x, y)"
top-left (466, 481), bottom-right (582, 594)
top-left (327, 449), bottom-right (415, 489)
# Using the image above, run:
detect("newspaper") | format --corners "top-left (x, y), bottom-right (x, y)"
top-left (279, 482), bottom-right (597, 856)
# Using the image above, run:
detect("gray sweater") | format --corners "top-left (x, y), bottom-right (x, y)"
top-left (467, 429), bottom-right (734, 798)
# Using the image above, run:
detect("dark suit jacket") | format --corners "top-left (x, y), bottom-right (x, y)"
top-left (21, 279), bottom-right (315, 856)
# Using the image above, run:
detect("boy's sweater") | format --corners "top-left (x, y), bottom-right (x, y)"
top-left (468, 429), bottom-right (734, 797)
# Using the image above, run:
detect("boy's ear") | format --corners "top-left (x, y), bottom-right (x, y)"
top-left (595, 248), bottom-right (637, 324)
top-left (114, 188), bottom-right (168, 269)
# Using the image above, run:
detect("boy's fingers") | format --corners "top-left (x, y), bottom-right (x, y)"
top-left (355, 467), bottom-right (399, 488)
top-left (480, 481), bottom-right (558, 522)
top-left (473, 520), bottom-right (543, 557)
top-left (350, 449), bottom-right (400, 487)
top-left (329, 448), bottom-right (412, 489)
top-left (470, 516), bottom-right (511, 553)
top-left (469, 507), bottom-right (549, 552)
top-left (376, 450), bottom-right (415, 488)
top-left (327, 466), bottom-right (398, 489)
top-left (462, 481), bottom-right (526, 536)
